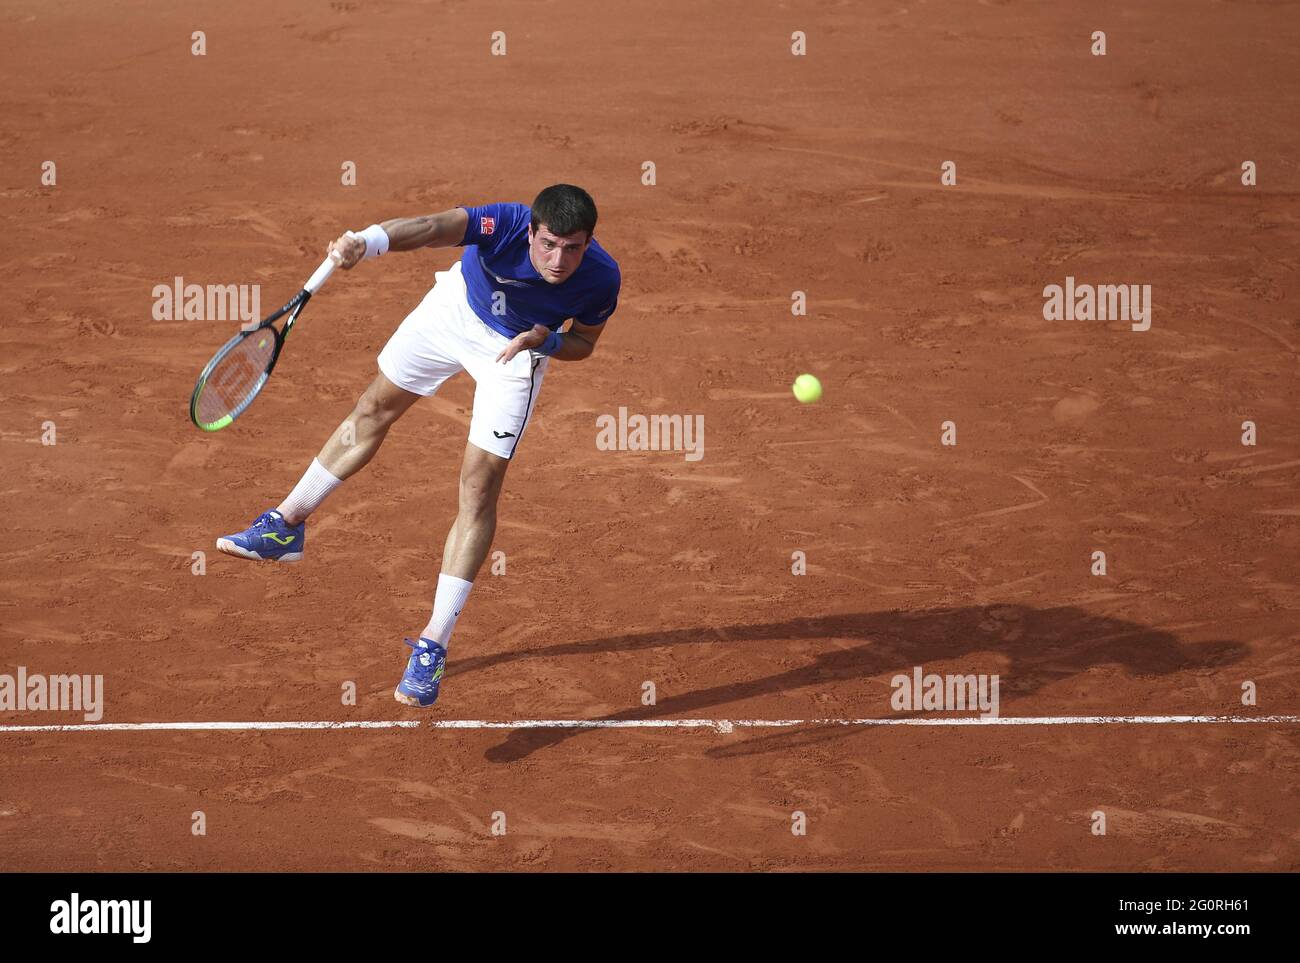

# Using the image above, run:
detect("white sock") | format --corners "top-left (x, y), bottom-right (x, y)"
top-left (421, 574), bottom-right (474, 650)
top-left (277, 458), bottom-right (342, 524)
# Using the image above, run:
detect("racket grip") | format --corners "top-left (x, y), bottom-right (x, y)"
top-left (304, 252), bottom-right (341, 294)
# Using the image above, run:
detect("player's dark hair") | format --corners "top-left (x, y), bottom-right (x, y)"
top-left (531, 184), bottom-right (598, 239)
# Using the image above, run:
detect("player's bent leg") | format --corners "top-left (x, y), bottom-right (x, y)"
top-left (394, 442), bottom-right (511, 707)
top-left (309, 371), bottom-right (424, 490)
top-left (219, 271), bottom-right (466, 565)
top-left (216, 372), bottom-right (423, 562)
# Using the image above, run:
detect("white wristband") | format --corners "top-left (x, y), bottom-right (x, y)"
top-left (357, 223), bottom-right (390, 259)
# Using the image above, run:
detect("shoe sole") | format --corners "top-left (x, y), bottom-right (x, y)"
top-left (394, 688), bottom-right (437, 708)
top-left (215, 538), bottom-right (302, 563)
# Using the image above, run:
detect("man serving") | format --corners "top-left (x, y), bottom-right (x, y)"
top-left (216, 184), bottom-right (620, 707)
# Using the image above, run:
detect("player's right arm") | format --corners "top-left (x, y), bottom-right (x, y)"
top-left (327, 208), bottom-right (469, 267)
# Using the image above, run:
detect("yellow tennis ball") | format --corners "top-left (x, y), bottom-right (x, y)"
top-left (792, 373), bottom-right (822, 404)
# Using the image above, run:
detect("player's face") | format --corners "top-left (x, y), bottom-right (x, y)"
top-left (528, 223), bottom-right (590, 284)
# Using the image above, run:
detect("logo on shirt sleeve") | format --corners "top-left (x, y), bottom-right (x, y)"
top-left (481, 216), bottom-right (495, 236)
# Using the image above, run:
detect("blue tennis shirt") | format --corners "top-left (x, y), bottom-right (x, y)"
top-left (457, 202), bottom-right (620, 338)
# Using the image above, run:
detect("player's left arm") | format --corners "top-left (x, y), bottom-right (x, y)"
top-left (553, 319), bottom-right (605, 360)
top-left (495, 319), bottom-right (606, 364)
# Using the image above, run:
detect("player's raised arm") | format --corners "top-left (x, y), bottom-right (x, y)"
top-left (327, 208), bottom-right (470, 268)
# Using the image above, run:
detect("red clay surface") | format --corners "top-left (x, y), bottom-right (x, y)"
top-left (2, 0), bottom-right (1298, 871)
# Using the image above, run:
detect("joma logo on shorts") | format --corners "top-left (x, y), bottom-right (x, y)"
top-left (596, 407), bottom-right (704, 462)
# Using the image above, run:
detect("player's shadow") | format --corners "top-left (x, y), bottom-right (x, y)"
top-left (455, 604), bottom-right (1247, 764)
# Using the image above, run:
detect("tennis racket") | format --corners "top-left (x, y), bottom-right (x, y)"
top-left (189, 252), bottom-right (341, 431)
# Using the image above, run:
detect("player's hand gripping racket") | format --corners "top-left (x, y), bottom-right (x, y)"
top-left (189, 252), bottom-right (340, 431)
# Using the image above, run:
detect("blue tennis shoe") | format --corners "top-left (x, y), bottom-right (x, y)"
top-left (395, 637), bottom-right (447, 708)
top-left (216, 509), bottom-right (305, 562)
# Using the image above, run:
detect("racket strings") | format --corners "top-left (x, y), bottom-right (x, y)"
top-left (196, 331), bottom-right (276, 425)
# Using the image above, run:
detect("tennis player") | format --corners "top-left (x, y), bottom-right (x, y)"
top-left (215, 185), bottom-right (620, 707)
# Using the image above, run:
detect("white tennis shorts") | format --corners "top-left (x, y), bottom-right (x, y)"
top-left (378, 260), bottom-right (549, 460)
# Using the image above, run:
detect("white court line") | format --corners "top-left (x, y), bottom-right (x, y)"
top-left (0, 715), bottom-right (1297, 734)
top-left (433, 715), bottom-right (1300, 732)
top-left (0, 721), bottom-right (422, 733)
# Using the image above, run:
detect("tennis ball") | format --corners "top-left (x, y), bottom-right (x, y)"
top-left (792, 373), bottom-right (822, 404)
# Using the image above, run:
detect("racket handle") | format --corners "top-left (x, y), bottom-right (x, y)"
top-left (304, 252), bottom-right (341, 294)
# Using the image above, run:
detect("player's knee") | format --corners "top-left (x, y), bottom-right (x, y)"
top-left (354, 387), bottom-right (401, 426)
top-left (458, 471), bottom-right (503, 517)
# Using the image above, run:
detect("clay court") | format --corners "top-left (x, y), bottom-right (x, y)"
top-left (2, 0), bottom-right (1298, 871)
